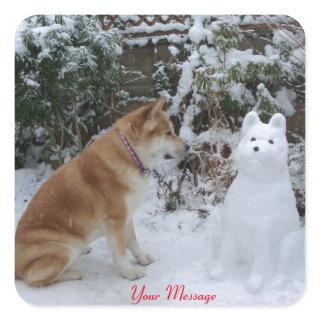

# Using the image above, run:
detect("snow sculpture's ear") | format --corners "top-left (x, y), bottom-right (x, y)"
top-left (241, 111), bottom-right (260, 137)
top-left (269, 113), bottom-right (286, 134)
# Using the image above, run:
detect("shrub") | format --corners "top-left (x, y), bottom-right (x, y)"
top-left (154, 15), bottom-right (305, 214)
top-left (15, 15), bottom-right (123, 167)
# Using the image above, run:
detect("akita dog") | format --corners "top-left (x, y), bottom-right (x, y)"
top-left (15, 97), bottom-right (188, 287)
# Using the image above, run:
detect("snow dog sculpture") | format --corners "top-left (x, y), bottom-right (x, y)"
top-left (209, 111), bottom-right (301, 293)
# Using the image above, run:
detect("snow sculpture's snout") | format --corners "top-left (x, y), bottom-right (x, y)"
top-left (237, 111), bottom-right (288, 181)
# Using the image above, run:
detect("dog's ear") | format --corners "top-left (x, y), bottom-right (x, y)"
top-left (140, 97), bottom-right (167, 130)
top-left (269, 113), bottom-right (286, 134)
top-left (144, 96), bottom-right (167, 120)
top-left (140, 104), bottom-right (155, 120)
top-left (151, 96), bottom-right (167, 114)
top-left (241, 111), bottom-right (260, 137)
top-left (140, 97), bottom-right (167, 118)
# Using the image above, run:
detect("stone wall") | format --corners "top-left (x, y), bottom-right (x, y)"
top-left (122, 41), bottom-right (172, 97)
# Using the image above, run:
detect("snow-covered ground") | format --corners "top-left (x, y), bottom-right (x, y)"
top-left (15, 164), bottom-right (304, 305)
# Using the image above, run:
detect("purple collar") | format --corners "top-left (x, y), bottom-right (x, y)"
top-left (119, 132), bottom-right (150, 176)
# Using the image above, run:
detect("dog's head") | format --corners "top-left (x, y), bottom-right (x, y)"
top-left (236, 111), bottom-right (288, 181)
top-left (117, 97), bottom-right (189, 167)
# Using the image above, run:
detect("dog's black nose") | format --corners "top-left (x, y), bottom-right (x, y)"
top-left (185, 144), bottom-right (190, 152)
top-left (253, 146), bottom-right (259, 152)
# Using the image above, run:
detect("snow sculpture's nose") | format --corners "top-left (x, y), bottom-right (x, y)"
top-left (253, 146), bottom-right (259, 152)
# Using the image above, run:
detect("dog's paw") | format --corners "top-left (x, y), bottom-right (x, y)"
top-left (136, 253), bottom-right (155, 266)
top-left (120, 266), bottom-right (145, 281)
top-left (272, 275), bottom-right (289, 291)
top-left (246, 273), bottom-right (263, 294)
top-left (71, 271), bottom-right (85, 280)
top-left (59, 269), bottom-right (85, 282)
top-left (81, 247), bottom-right (92, 255)
top-left (209, 264), bottom-right (226, 281)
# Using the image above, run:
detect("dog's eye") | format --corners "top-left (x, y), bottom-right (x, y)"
top-left (269, 140), bottom-right (274, 144)
top-left (166, 131), bottom-right (171, 136)
top-left (251, 137), bottom-right (256, 141)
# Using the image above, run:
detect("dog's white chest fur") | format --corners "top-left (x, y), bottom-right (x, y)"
top-left (125, 172), bottom-right (149, 217)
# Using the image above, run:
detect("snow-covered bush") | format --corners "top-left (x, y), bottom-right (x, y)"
top-left (288, 133), bottom-right (305, 218)
top-left (166, 16), bottom-right (304, 124)
top-left (154, 15), bottom-right (305, 214)
top-left (15, 15), bottom-right (123, 167)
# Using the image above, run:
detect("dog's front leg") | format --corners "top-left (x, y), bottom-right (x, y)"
top-left (126, 219), bottom-right (155, 266)
top-left (209, 230), bottom-right (237, 281)
top-left (103, 219), bottom-right (145, 280)
top-left (247, 229), bottom-right (272, 293)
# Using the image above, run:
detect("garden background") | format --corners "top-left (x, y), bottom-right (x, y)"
top-left (15, 15), bottom-right (305, 304)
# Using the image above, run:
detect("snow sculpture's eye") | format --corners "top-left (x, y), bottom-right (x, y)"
top-left (251, 137), bottom-right (256, 141)
top-left (269, 140), bottom-right (274, 144)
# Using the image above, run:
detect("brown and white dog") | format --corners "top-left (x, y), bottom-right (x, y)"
top-left (15, 97), bottom-right (188, 287)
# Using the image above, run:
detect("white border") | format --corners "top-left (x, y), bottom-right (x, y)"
top-left (1, 1), bottom-right (319, 319)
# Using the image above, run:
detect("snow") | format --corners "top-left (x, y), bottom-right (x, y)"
top-left (170, 51), bottom-right (200, 114)
top-left (254, 83), bottom-right (279, 112)
top-left (126, 34), bottom-right (187, 48)
top-left (24, 77), bottom-right (40, 88)
top-left (126, 37), bottom-right (149, 47)
top-left (228, 82), bottom-right (256, 105)
top-left (179, 104), bottom-right (198, 144)
top-left (188, 17), bottom-right (211, 44)
top-left (242, 15), bottom-right (255, 25)
top-left (15, 18), bottom-right (69, 54)
top-left (15, 164), bottom-right (53, 228)
top-left (37, 48), bottom-right (51, 60)
top-left (254, 84), bottom-right (296, 117)
top-left (15, 20), bottom-right (29, 54)
top-left (290, 48), bottom-right (305, 65)
top-left (276, 87), bottom-right (297, 116)
top-left (15, 160), bottom-right (304, 305)
top-left (199, 44), bottom-right (219, 66)
top-left (168, 45), bottom-right (180, 57)
top-left (34, 126), bottom-right (45, 138)
top-left (124, 21), bottom-right (189, 35)
top-left (31, 24), bottom-right (69, 49)
top-left (180, 126), bottom-right (196, 145)
top-left (120, 15), bottom-right (141, 23)
top-left (227, 48), bottom-right (272, 68)
top-left (273, 29), bottom-right (299, 47)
